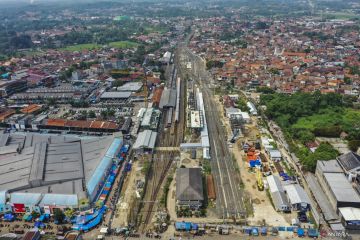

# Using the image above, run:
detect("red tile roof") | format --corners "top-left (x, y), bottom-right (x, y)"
top-left (20, 104), bottom-right (42, 114)
top-left (45, 119), bottom-right (119, 130)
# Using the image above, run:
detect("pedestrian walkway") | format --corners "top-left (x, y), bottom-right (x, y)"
top-left (154, 147), bottom-right (180, 151)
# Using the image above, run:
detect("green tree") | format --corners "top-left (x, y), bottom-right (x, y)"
top-left (64, 209), bottom-right (75, 219)
top-left (88, 110), bottom-right (96, 118)
top-left (53, 209), bottom-right (65, 223)
top-left (237, 98), bottom-right (249, 112)
top-left (112, 80), bottom-right (124, 87)
top-left (256, 86), bottom-right (275, 94)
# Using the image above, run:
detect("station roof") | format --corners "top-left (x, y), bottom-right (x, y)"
top-left (176, 168), bottom-right (204, 201)
top-left (159, 88), bottom-right (176, 109)
top-left (190, 110), bottom-right (202, 128)
top-left (117, 82), bottom-right (142, 92)
top-left (133, 130), bottom-right (157, 150)
top-left (100, 91), bottom-right (132, 99)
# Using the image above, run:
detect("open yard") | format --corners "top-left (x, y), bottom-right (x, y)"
top-left (292, 108), bottom-right (360, 132)
top-left (61, 43), bottom-right (100, 51)
top-left (108, 41), bottom-right (139, 49)
top-left (61, 41), bottom-right (139, 51)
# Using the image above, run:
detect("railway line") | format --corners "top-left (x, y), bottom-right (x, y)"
top-left (176, 45), bottom-right (246, 219)
top-left (138, 53), bottom-right (186, 232)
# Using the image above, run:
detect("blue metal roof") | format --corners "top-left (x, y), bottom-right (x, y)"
top-left (40, 194), bottom-right (78, 207)
top-left (86, 137), bottom-right (122, 198)
top-left (106, 138), bottom-right (122, 157)
top-left (86, 156), bottom-right (112, 196)
top-left (10, 193), bottom-right (42, 205)
top-left (0, 191), bottom-right (7, 204)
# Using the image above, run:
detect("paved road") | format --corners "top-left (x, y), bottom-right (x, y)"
top-left (176, 46), bottom-right (245, 219)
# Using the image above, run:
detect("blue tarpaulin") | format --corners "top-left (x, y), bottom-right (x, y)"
top-left (249, 160), bottom-right (261, 167)
top-left (175, 222), bottom-right (192, 231)
top-left (191, 223), bottom-right (198, 230)
top-left (286, 227), bottom-right (295, 232)
top-left (278, 226), bottom-right (286, 231)
top-left (297, 228), bottom-right (305, 237)
top-left (4, 213), bottom-right (14, 221)
top-left (34, 221), bottom-right (46, 228)
top-left (1, 73), bottom-right (9, 79)
top-left (72, 206), bottom-right (107, 231)
top-left (125, 163), bottom-right (132, 172)
top-left (308, 228), bottom-right (319, 237)
top-left (120, 145), bottom-right (130, 154)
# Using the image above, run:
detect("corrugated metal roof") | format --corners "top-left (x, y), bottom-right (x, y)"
top-left (176, 168), bottom-right (204, 201)
top-left (40, 194), bottom-right (78, 207)
top-left (20, 104), bottom-right (41, 114)
top-left (45, 119), bottom-right (118, 130)
top-left (284, 184), bottom-right (311, 205)
top-left (10, 192), bottom-right (42, 205)
top-left (206, 175), bottom-right (216, 200)
top-left (117, 82), bottom-right (142, 92)
top-left (339, 207), bottom-right (360, 221)
top-left (100, 91), bottom-right (132, 99)
top-left (324, 172), bottom-right (360, 203)
top-left (46, 119), bottom-right (66, 127)
top-left (337, 152), bottom-right (360, 171)
top-left (133, 130), bottom-right (157, 150)
top-left (271, 191), bottom-right (290, 210)
top-left (267, 175), bottom-right (284, 193)
top-left (0, 191), bottom-right (7, 204)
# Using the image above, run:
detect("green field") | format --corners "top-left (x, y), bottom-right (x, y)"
top-left (144, 25), bottom-right (168, 34)
top-left (292, 108), bottom-right (360, 131)
top-left (320, 12), bottom-right (358, 20)
top-left (61, 41), bottom-right (139, 51)
top-left (62, 43), bottom-right (100, 51)
top-left (108, 41), bottom-right (139, 49)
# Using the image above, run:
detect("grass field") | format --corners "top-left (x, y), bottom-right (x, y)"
top-left (320, 12), bottom-right (358, 20)
top-left (144, 25), bottom-right (168, 34)
top-left (61, 41), bottom-right (139, 51)
top-left (108, 41), bottom-right (139, 49)
top-left (292, 108), bottom-right (360, 131)
top-left (62, 43), bottom-right (100, 51)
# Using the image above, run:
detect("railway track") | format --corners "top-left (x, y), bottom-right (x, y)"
top-left (141, 151), bottom-right (175, 231)
top-left (139, 55), bottom-right (186, 232)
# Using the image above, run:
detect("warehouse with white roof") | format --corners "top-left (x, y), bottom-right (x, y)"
top-left (284, 184), bottom-right (311, 211)
top-left (266, 175), bottom-right (290, 212)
